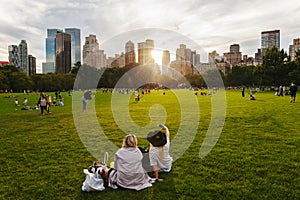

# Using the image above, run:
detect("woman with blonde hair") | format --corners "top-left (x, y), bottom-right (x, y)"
top-left (148, 125), bottom-right (173, 182)
top-left (106, 134), bottom-right (152, 190)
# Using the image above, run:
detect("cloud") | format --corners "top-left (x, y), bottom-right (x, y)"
top-left (0, 0), bottom-right (299, 68)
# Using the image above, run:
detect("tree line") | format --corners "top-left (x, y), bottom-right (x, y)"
top-left (0, 47), bottom-right (299, 92)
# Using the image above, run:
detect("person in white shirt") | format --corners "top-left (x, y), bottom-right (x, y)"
top-left (149, 125), bottom-right (173, 182)
top-left (22, 98), bottom-right (28, 106)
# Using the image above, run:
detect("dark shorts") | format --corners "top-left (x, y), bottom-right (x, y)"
top-left (290, 92), bottom-right (296, 97)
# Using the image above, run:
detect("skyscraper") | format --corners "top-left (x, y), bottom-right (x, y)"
top-left (230, 44), bottom-right (240, 53)
top-left (162, 50), bottom-right (170, 75)
top-left (261, 30), bottom-right (280, 56)
top-left (82, 34), bottom-right (107, 68)
top-left (65, 28), bottom-right (81, 66)
top-left (46, 29), bottom-right (62, 63)
top-left (170, 44), bottom-right (193, 75)
top-left (138, 39), bottom-right (154, 65)
top-left (19, 40), bottom-right (28, 75)
top-left (223, 44), bottom-right (242, 67)
top-left (289, 38), bottom-right (300, 61)
top-left (8, 45), bottom-right (19, 67)
top-left (28, 55), bottom-right (36, 76)
top-left (125, 40), bottom-right (135, 65)
top-left (56, 32), bottom-right (71, 74)
top-left (191, 50), bottom-right (200, 67)
top-left (44, 29), bottom-right (62, 73)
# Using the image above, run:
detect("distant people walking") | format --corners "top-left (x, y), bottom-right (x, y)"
top-left (135, 90), bottom-right (140, 101)
top-left (279, 86), bottom-right (284, 96)
top-left (242, 87), bottom-right (245, 97)
top-left (289, 82), bottom-right (297, 103)
top-left (39, 92), bottom-right (47, 115)
top-left (47, 95), bottom-right (52, 113)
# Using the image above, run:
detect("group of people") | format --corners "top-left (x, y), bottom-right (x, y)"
top-left (241, 82), bottom-right (298, 102)
top-left (98, 125), bottom-right (172, 191)
top-left (38, 91), bottom-right (64, 115)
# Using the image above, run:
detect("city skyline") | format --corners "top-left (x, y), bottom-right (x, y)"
top-left (1, 0), bottom-right (300, 72)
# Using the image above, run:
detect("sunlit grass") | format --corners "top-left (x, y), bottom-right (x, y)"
top-left (0, 89), bottom-right (299, 199)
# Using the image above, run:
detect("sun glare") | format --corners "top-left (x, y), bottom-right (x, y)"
top-left (151, 50), bottom-right (162, 65)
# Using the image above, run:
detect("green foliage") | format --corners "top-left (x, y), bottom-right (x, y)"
top-left (184, 74), bottom-right (204, 87)
top-left (260, 47), bottom-right (289, 85)
top-left (2, 53), bottom-right (300, 91)
top-left (0, 70), bottom-right (9, 89)
top-left (226, 66), bottom-right (256, 86)
top-left (225, 47), bottom-right (299, 87)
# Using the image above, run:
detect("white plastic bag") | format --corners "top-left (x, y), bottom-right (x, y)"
top-left (82, 168), bottom-right (105, 192)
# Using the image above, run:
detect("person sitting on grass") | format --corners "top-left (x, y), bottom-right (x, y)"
top-left (101, 134), bottom-right (153, 190)
top-left (148, 125), bottom-right (173, 182)
top-left (22, 98), bottom-right (28, 106)
top-left (15, 99), bottom-right (19, 106)
top-left (249, 94), bottom-right (256, 100)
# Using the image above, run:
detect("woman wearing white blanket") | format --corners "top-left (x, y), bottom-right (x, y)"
top-left (107, 134), bottom-right (152, 190)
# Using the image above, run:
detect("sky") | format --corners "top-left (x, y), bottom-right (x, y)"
top-left (1, 0), bottom-right (300, 71)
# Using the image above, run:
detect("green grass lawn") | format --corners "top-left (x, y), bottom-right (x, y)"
top-left (0, 89), bottom-right (299, 199)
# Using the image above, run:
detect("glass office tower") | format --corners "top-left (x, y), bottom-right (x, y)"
top-left (65, 28), bottom-right (81, 67)
top-left (261, 30), bottom-right (280, 56)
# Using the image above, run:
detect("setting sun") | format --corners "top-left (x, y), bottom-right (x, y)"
top-left (151, 50), bottom-right (162, 65)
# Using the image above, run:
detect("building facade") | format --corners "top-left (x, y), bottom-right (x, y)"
top-left (125, 40), bottom-right (135, 65)
top-left (42, 62), bottom-right (56, 74)
top-left (82, 34), bottom-right (107, 69)
top-left (138, 39), bottom-right (154, 65)
top-left (56, 32), bottom-right (71, 74)
top-left (46, 29), bottom-right (62, 63)
top-left (108, 53), bottom-right (125, 68)
top-left (43, 29), bottom-right (62, 73)
top-left (170, 44), bottom-right (200, 75)
top-left (8, 45), bottom-right (19, 67)
top-left (65, 28), bottom-right (81, 66)
top-left (18, 40), bottom-right (28, 74)
top-left (289, 38), bottom-right (300, 61)
top-left (28, 55), bottom-right (36, 76)
top-left (162, 50), bottom-right (170, 75)
top-left (261, 30), bottom-right (280, 56)
top-left (254, 49), bottom-right (262, 65)
top-left (223, 44), bottom-right (242, 67)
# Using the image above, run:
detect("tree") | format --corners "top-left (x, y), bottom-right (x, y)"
top-left (184, 74), bottom-right (204, 88)
top-left (261, 46), bottom-right (289, 85)
top-left (0, 70), bottom-right (9, 90)
top-left (9, 72), bottom-right (34, 92)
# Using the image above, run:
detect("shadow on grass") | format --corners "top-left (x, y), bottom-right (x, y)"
top-left (76, 171), bottom-right (179, 200)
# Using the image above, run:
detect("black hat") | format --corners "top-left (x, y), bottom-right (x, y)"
top-left (147, 130), bottom-right (167, 147)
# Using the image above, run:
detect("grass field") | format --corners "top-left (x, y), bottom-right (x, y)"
top-left (0, 89), bottom-right (299, 199)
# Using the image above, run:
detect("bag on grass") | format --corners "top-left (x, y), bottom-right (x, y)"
top-left (82, 168), bottom-right (105, 192)
top-left (82, 152), bottom-right (108, 192)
